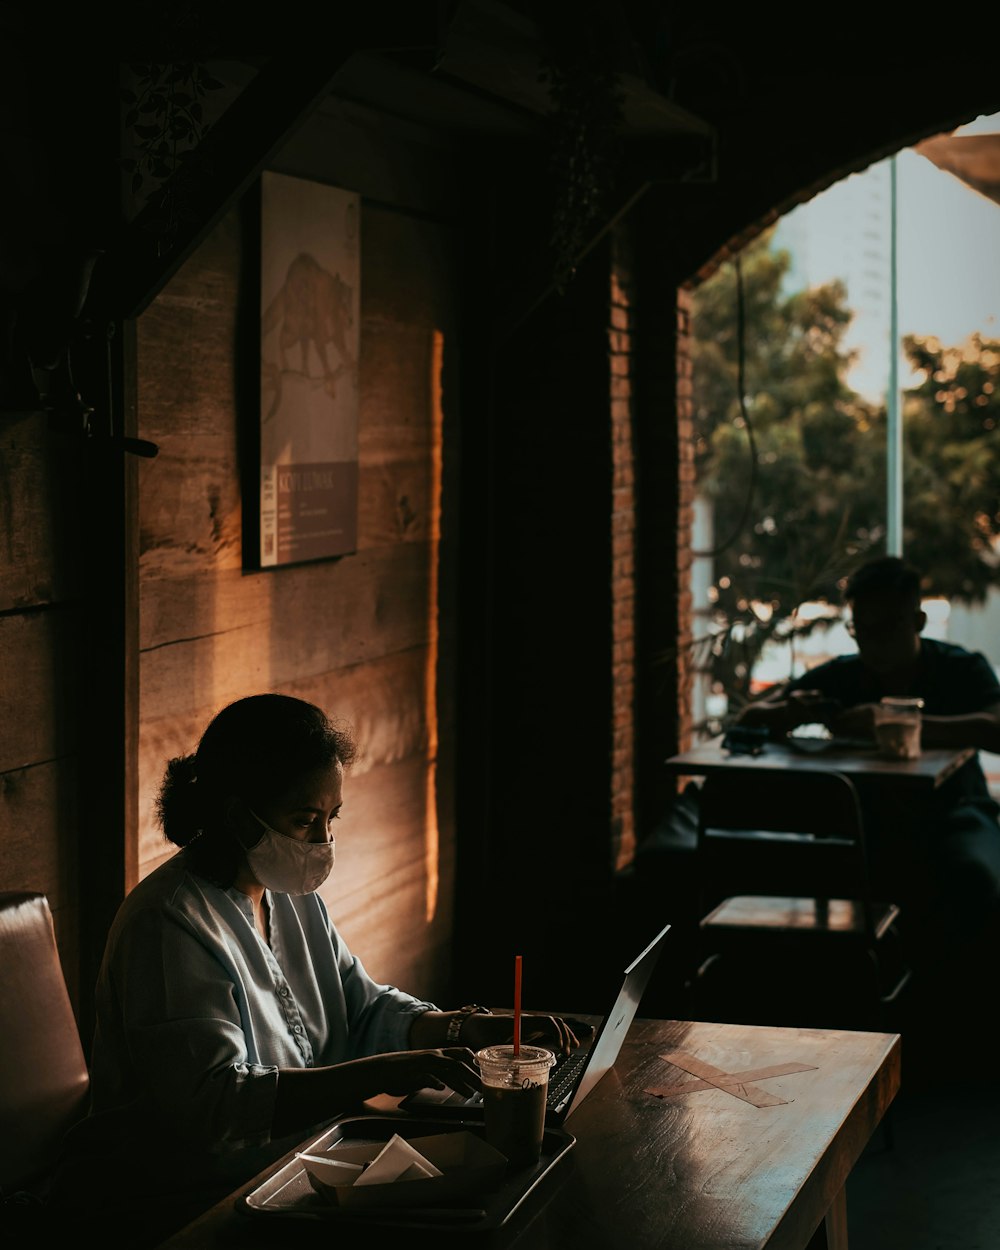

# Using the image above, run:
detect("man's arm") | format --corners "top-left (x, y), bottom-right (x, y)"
top-left (736, 687), bottom-right (843, 736)
top-left (920, 701), bottom-right (1000, 754)
top-left (919, 651), bottom-right (1000, 753)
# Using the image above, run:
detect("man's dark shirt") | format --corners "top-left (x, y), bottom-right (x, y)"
top-left (785, 637), bottom-right (1000, 820)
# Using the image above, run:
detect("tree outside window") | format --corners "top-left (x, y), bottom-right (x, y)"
top-left (688, 226), bottom-right (1000, 735)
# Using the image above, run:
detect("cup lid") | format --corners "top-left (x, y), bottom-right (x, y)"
top-left (475, 1043), bottom-right (555, 1073)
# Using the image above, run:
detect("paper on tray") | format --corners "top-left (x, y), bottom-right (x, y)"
top-left (298, 1130), bottom-right (509, 1210)
top-left (352, 1133), bottom-right (444, 1186)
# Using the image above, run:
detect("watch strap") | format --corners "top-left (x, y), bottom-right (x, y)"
top-left (445, 1003), bottom-right (491, 1043)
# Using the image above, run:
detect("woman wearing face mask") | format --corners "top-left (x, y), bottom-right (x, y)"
top-left (51, 693), bottom-right (581, 1247)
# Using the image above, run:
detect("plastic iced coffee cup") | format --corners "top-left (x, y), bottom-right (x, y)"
top-left (875, 696), bottom-right (924, 759)
top-left (475, 1044), bottom-right (554, 1168)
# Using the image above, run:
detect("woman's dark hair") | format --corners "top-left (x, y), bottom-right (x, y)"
top-left (156, 694), bottom-right (357, 885)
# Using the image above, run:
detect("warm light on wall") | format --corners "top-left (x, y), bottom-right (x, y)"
top-left (424, 330), bottom-right (444, 922)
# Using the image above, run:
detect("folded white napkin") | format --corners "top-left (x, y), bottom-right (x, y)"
top-left (352, 1133), bottom-right (444, 1186)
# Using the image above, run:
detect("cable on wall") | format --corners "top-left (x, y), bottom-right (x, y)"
top-left (691, 254), bottom-right (758, 558)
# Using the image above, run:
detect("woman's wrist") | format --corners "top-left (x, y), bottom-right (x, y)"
top-left (407, 1004), bottom-right (494, 1048)
top-left (445, 1003), bottom-right (492, 1044)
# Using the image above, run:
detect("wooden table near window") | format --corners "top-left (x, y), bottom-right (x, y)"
top-left (153, 1015), bottom-right (900, 1250)
top-left (664, 735), bottom-right (974, 790)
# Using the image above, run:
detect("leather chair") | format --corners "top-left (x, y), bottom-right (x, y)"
top-left (0, 891), bottom-right (90, 1205)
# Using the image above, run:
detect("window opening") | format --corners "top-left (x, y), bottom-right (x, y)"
top-left (687, 113), bottom-right (1000, 794)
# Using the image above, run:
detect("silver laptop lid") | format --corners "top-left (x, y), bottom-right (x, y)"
top-left (558, 922), bottom-right (671, 1119)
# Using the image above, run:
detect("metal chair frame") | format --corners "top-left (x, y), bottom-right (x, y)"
top-left (692, 768), bottom-right (912, 1016)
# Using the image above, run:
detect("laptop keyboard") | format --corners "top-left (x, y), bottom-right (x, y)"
top-left (424, 1046), bottom-right (589, 1112)
top-left (546, 1048), bottom-right (587, 1107)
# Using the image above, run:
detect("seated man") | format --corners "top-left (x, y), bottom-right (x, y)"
top-left (737, 555), bottom-right (1000, 991)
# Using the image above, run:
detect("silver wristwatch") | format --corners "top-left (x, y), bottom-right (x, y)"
top-left (445, 1003), bottom-right (491, 1043)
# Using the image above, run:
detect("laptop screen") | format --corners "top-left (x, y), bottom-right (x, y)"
top-left (559, 921), bottom-right (671, 1119)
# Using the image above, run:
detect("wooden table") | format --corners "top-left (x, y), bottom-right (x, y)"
top-left (154, 1016), bottom-right (900, 1250)
top-left (665, 736), bottom-right (974, 790)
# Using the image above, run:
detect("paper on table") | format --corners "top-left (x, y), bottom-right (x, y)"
top-left (352, 1132), bottom-right (444, 1186)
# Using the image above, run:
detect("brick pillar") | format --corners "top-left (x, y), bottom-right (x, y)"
top-left (675, 286), bottom-right (696, 751)
top-left (607, 219), bottom-right (698, 863)
top-left (609, 225), bottom-right (636, 871)
top-left (629, 202), bottom-right (697, 838)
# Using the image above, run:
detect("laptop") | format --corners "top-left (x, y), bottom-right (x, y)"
top-left (400, 921), bottom-right (671, 1126)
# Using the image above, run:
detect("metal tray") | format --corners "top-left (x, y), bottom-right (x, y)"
top-left (239, 1113), bottom-right (575, 1232)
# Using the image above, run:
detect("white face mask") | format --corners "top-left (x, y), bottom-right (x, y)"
top-left (244, 810), bottom-right (336, 896)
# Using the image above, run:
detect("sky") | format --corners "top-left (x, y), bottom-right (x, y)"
top-left (773, 110), bottom-right (1000, 401)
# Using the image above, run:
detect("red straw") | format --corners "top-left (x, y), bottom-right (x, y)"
top-left (513, 954), bottom-right (522, 1056)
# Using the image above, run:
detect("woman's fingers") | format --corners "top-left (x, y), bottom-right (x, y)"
top-left (523, 1013), bottom-right (579, 1056)
top-left (376, 1048), bottom-right (482, 1098)
top-left (464, 1010), bottom-right (591, 1057)
top-left (430, 1049), bottom-right (482, 1095)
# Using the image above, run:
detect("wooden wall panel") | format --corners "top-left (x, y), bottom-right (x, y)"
top-left (137, 213), bottom-right (242, 577)
top-left (0, 412), bottom-right (83, 612)
top-left (0, 398), bottom-right (84, 1007)
top-left (358, 317), bottom-right (436, 550)
top-left (360, 206), bottom-right (459, 328)
top-left (304, 650), bottom-right (436, 774)
top-left (0, 610), bottom-right (80, 769)
top-left (140, 544), bottom-right (431, 673)
top-left (324, 755), bottom-right (456, 1004)
top-left (137, 212), bottom-right (241, 432)
top-left (136, 438), bottom-right (243, 577)
top-left (360, 320), bottom-right (435, 448)
top-left (138, 301), bottom-right (238, 436)
top-left (358, 456), bottom-right (433, 548)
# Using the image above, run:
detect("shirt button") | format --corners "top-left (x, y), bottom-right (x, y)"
top-left (293, 1024), bottom-right (303, 1034)
top-left (278, 986), bottom-right (290, 997)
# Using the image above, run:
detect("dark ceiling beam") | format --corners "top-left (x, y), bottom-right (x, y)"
top-left (88, 55), bottom-right (357, 322)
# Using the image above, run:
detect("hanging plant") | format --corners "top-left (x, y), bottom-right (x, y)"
top-left (538, 9), bottom-right (625, 294)
top-left (121, 62), bottom-right (225, 256)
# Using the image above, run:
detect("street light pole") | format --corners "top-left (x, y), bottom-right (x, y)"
top-left (887, 153), bottom-right (902, 555)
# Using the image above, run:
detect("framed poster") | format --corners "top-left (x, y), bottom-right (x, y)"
top-left (258, 172), bottom-right (360, 567)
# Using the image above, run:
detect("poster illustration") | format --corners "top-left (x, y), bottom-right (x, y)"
top-left (259, 172), bottom-right (360, 566)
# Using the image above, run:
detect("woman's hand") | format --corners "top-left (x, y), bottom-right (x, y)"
top-left (462, 1011), bottom-right (591, 1058)
top-left (343, 1048), bottom-right (484, 1099)
top-left (273, 1049), bottom-right (482, 1136)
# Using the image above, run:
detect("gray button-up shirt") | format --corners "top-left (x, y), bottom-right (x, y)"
top-left (58, 849), bottom-right (437, 1207)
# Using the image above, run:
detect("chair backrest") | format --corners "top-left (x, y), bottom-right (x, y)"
top-left (0, 891), bottom-right (90, 1196)
top-left (696, 769), bottom-right (876, 909)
